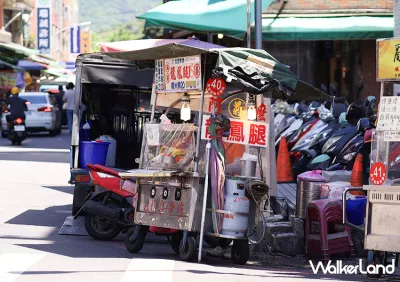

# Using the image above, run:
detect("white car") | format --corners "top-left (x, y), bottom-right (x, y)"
top-left (1, 92), bottom-right (62, 137)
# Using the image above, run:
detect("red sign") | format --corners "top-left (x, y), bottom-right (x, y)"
top-left (206, 78), bottom-right (226, 96)
top-left (370, 162), bottom-right (387, 185)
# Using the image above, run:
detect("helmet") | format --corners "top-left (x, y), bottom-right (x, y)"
top-left (346, 102), bottom-right (366, 125)
top-left (11, 87), bottom-right (19, 95)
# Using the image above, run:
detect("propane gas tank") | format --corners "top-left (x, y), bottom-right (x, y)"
top-left (221, 194), bottom-right (250, 237)
top-left (224, 176), bottom-right (247, 197)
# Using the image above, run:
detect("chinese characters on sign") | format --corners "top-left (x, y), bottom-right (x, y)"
top-left (70, 26), bottom-right (81, 54)
top-left (201, 114), bottom-right (269, 148)
top-left (256, 103), bottom-right (267, 121)
top-left (206, 78), bottom-right (226, 96)
top-left (377, 96), bottom-right (400, 131)
top-left (36, 0), bottom-right (51, 54)
top-left (155, 56), bottom-right (201, 92)
top-left (228, 98), bottom-right (246, 119)
top-left (0, 73), bottom-right (17, 88)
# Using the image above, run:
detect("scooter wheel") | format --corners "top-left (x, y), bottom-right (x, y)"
top-left (125, 226), bottom-right (148, 254)
top-left (170, 232), bottom-right (182, 254)
top-left (231, 239), bottom-right (250, 265)
top-left (84, 214), bottom-right (121, 241)
top-left (179, 236), bottom-right (197, 261)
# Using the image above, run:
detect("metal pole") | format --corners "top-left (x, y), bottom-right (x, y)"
top-left (394, 0), bottom-right (400, 95)
top-left (255, 0), bottom-right (262, 49)
top-left (246, 0), bottom-right (251, 48)
top-left (198, 142), bottom-right (211, 263)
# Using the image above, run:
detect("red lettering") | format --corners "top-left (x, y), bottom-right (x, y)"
top-left (177, 66), bottom-right (183, 79)
top-left (168, 202), bottom-right (175, 214)
top-left (256, 103), bottom-right (267, 121)
top-left (183, 65), bottom-right (190, 79)
top-left (208, 97), bottom-right (223, 114)
top-left (194, 63), bottom-right (200, 78)
top-left (160, 200), bottom-right (166, 213)
top-left (170, 66), bottom-right (176, 81)
top-left (396, 67), bottom-right (399, 72)
top-left (204, 118), bottom-right (211, 139)
top-left (249, 124), bottom-right (267, 146)
top-left (227, 121), bottom-right (245, 143)
top-left (178, 202), bottom-right (184, 214)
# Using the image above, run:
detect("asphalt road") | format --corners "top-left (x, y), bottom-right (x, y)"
top-left (0, 130), bottom-right (381, 282)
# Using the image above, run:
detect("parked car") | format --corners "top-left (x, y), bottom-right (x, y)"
top-left (1, 92), bottom-right (62, 137)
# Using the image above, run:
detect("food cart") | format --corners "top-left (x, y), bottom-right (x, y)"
top-left (109, 43), bottom-right (328, 264)
top-left (343, 37), bottom-right (400, 278)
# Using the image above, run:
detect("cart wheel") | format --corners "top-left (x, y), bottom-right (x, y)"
top-left (366, 252), bottom-right (384, 279)
top-left (231, 240), bottom-right (250, 265)
top-left (125, 226), bottom-right (148, 254)
top-left (179, 236), bottom-right (197, 261)
top-left (170, 232), bottom-right (182, 254)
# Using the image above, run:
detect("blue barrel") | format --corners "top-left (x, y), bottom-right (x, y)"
top-left (346, 196), bottom-right (367, 225)
top-left (79, 141), bottom-right (110, 169)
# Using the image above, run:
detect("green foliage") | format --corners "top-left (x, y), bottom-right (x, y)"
top-left (80, 0), bottom-right (163, 50)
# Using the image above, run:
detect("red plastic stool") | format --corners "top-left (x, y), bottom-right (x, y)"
top-left (306, 199), bottom-right (355, 263)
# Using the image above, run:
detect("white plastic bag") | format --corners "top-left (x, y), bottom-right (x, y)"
top-left (96, 135), bottom-right (117, 167)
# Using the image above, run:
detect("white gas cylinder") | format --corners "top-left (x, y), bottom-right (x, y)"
top-left (221, 194), bottom-right (250, 237)
top-left (224, 176), bottom-right (247, 197)
top-left (96, 135), bottom-right (117, 167)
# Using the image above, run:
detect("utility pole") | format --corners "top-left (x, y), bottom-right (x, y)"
top-left (246, 0), bottom-right (251, 48)
top-left (254, 0), bottom-right (262, 49)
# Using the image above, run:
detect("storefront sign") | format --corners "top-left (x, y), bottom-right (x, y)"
top-left (377, 38), bottom-right (400, 81)
top-left (206, 78), bottom-right (226, 96)
top-left (70, 26), bottom-right (81, 54)
top-left (0, 72), bottom-right (17, 88)
top-left (201, 114), bottom-right (268, 148)
top-left (228, 98), bottom-right (246, 119)
top-left (370, 162), bottom-right (387, 185)
top-left (155, 55), bottom-right (201, 92)
top-left (36, 0), bottom-right (51, 54)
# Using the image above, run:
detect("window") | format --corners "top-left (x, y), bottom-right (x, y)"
top-left (22, 95), bottom-right (47, 104)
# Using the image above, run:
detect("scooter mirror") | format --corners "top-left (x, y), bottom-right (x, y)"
top-left (330, 83), bottom-right (337, 96)
top-left (357, 117), bottom-right (370, 132)
top-left (356, 80), bottom-right (364, 95)
top-left (321, 84), bottom-right (328, 94)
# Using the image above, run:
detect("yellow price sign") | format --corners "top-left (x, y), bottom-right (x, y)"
top-left (377, 38), bottom-right (400, 81)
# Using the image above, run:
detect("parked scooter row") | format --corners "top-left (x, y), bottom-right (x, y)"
top-left (273, 81), bottom-right (377, 179)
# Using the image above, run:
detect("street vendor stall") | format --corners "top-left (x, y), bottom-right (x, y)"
top-left (73, 41), bottom-right (328, 264)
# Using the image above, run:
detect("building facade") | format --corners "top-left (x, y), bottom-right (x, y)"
top-left (30, 0), bottom-right (79, 63)
top-left (263, 0), bottom-right (394, 100)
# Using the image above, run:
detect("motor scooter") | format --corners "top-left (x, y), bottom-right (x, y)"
top-left (6, 116), bottom-right (27, 145)
top-left (77, 164), bottom-right (183, 254)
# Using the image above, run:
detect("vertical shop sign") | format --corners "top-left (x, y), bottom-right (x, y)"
top-left (80, 30), bottom-right (91, 53)
top-left (70, 26), bottom-right (81, 54)
top-left (36, 0), bottom-right (51, 54)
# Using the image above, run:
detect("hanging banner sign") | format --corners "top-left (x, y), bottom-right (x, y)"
top-left (155, 55), bottom-right (201, 92)
top-left (206, 78), bottom-right (226, 96)
top-left (201, 114), bottom-right (269, 148)
top-left (377, 38), bottom-right (400, 81)
top-left (70, 26), bottom-right (81, 54)
top-left (80, 30), bottom-right (92, 53)
top-left (36, 0), bottom-right (51, 54)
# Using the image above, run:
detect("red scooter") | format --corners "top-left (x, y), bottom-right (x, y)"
top-left (80, 164), bottom-right (182, 254)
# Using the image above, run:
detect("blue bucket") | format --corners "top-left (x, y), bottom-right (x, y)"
top-left (346, 196), bottom-right (367, 225)
top-left (79, 141), bottom-right (110, 169)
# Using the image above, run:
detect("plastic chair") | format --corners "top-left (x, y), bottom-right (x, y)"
top-left (306, 199), bottom-right (355, 263)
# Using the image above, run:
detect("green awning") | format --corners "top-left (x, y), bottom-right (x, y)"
top-left (262, 16), bottom-right (394, 41)
top-left (42, 69), bottom-right (68, 78)
top-left (0, 42), bottom-right (38, 56)
top-left (138, 0), bottom-right (272, 39)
